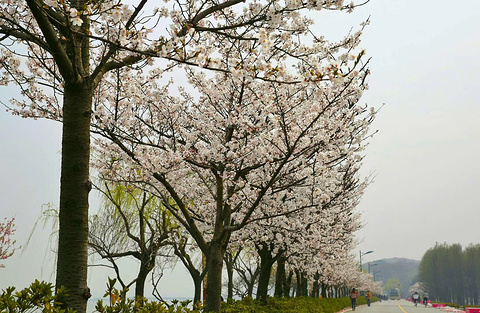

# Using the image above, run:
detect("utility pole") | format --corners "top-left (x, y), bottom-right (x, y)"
top-left (359, 250), bottom-right (374, 271)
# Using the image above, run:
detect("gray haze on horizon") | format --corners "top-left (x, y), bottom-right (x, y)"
top-left (1, 0), bottom-right (479, 298)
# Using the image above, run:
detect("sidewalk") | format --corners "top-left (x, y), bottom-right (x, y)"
top-left (335, 304), bottom-right (366, 313)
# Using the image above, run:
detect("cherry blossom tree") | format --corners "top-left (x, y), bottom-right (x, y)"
top-left (1, 1), bottom-right (165, 310)
top-left (0, 217), bottom-right (18, 268)
top-left (251, 177), bottom-right (365, 301)
top-left (92, 32), bottom-right (372, 308)
top-left (1, 0), bottom-right (370, 311)
top-left (219, 110), bottom-right (373, 301)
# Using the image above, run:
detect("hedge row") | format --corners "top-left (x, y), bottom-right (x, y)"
top-left (221, 296), bottom-right (373, 313)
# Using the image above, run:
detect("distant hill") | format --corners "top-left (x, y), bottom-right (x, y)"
top-left (363, 257), bottom-right (419, 297)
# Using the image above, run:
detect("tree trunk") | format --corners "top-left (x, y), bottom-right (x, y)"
top-left (296, 270), bottom-right (306, 297)
top-left (135, 261), bottom-right (152, 298)
top-left (321, 283), bottom-right (327, 298)
top-left (226, 265), bottom-right (234, 301)
top-left (284, 270), bottom-right (293, 298)
top-left (55, 82), bottom-right (92, 313)
top-left (224, 252), bottom-right (235, 301)
top-left (256, 244), bottom-right (277, 303)
top-left (173, 240), bottom-right (205, 306)
top-left (302, 274), bottom-right (308, 297)
top-left (193, 275), bottom-right (202, 305)
top-left (205, 240), bottom-right (224, 312)
top-left (311, 272), bottom-right (320, 297)
top-left (246, 270), bottom-right (257, 298)
top-left (274, 255), bottom-right (285, 297)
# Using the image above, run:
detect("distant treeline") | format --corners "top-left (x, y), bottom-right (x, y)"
top-left (419, 243), bottom-right (480, 305)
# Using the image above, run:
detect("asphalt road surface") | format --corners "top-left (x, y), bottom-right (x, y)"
top-left (350, 299), bottom-right (434, 313)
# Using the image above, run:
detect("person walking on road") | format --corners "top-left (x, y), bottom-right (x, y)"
top-left (350, 288), bottom-right (359, 311)
top-left (366, 290), bottom-right (372, 307)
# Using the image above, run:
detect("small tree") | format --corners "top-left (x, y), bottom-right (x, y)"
top-left (171, 234), bottom-right (206, 305)
top-left (231, 251), bottom-right (261, 299)
top-left (0, 217), bottom-right (18, 268)
top-left (89, 183), bottom-right (178, 298)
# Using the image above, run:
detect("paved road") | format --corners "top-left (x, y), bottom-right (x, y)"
top-left (347, 299), bottom-right (436, 313)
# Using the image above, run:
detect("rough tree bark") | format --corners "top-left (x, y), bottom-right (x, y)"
top-left (56, 81), bottom-right (92, 312)
top-left (205, 240), bottom-right (226, 312)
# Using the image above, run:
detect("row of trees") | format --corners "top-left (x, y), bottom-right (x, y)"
top-left (1, 0), bottom-right (375, 311)
top-left (88, 184), bottom-right (382, 305)
top-left (88, 47), bottom-right (376, 310)
top-left (418, 243), bottom-right (480, 305)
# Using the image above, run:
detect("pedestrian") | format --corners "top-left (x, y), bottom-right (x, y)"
top-left (350, 288), bottom-right (359, 311)
top-left (366, 290), bottom-right (372, 307)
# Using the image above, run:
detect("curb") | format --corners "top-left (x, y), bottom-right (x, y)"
top-left (336, 304), bottom-right (367, 312)
top-left (437, 308), bottom-right (464, 313)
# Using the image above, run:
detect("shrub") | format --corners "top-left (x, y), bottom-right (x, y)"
top-left (0, 279), bottom-right (199, 313)
top-left (222, 296), bottom-right (372, 313)
top-left (0, 280), bottom-right (74, 312)
top-left (95, 278), bottom-right (201, 313)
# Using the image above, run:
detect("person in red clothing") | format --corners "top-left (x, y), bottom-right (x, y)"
top-left (350, 288), bottom-right (359, 311)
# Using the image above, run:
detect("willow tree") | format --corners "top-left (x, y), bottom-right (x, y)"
top-left (89, 184), bottom-right (178, 298)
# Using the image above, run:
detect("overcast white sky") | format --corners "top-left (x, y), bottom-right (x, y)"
top-left (1, 0), bottom-right (479, 300)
